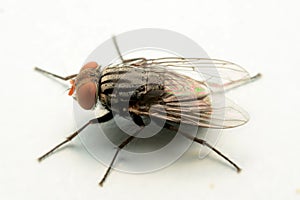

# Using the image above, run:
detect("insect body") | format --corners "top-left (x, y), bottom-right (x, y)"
top-left (35, 39), bottom-right (261, 187)
top-left (99, 61), bottom-right (211, 126)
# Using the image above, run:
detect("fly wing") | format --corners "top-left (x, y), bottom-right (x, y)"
top-left (145, 57), bottom-right (251, 92)
top-left (125, 66), bottom-right (249, 129)
top-left (130, 96), bottom-right (249, 129)
top-left (143, 57), bottom-right (251, 128)
top-left (199, 97), bottom-right (249, 128)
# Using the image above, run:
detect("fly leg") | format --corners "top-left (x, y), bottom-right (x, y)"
top-left (165, 123), bottom-right (241, 172)
top-left (37, 112), bottom-right (113, 162)
top-left (112, 35), bottom-right (124, 62)
top-left (112, 35), bottom-right (146, 66)
top-left (98, 135), bottom-right (135, 187)
top-left (211, 73), bottom-right (261, 92)
top-left (34, 67), bottom-right (78, 81)
top-left (99, 113), bottom-right (145, 187)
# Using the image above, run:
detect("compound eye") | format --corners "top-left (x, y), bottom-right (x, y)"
top-left (76, 61), bottom-right (99, 110)
top-left (77, 82), bottom-right (97, 110)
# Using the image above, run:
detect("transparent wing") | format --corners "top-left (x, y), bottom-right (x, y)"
top-left (144, 57), bottom-right (251, 92)
top-left (198, 97), bottom-right (249, 129)
top-left (113, 57), bottom-right (252, 92)
top-left (132, 97), bottom-right (249, 129)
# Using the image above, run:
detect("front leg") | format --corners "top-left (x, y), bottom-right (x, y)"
top-left (38, 111), bottom-right (113, 162)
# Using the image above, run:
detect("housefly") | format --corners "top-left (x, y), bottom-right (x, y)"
top-left (35, 36), bottom-right (261, 186)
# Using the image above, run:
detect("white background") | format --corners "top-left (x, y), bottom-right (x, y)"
top-left (1, 0), bottom-right (300, 199)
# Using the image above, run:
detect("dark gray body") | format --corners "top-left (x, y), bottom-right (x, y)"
top-left (98, 60), bottom-right (212, 127)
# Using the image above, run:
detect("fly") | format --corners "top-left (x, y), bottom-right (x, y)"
top-left (35, 36), bottom-right (261, 187)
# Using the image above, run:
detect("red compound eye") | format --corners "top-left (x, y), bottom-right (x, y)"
top-left (76, 62), bottom-right (99, 110)
top-left (77, 82), bottom-right (97, 110)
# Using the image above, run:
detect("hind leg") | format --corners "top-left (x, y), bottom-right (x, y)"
top-left (165, 123), bottom-right (241, 172)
